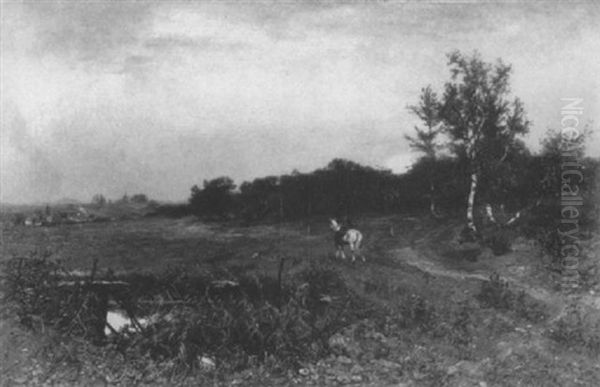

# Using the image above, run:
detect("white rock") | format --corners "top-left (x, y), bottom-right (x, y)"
top-left (199, 356), bottom-right (216, 371)
top-left (299, 368), bottom-right (310, 376)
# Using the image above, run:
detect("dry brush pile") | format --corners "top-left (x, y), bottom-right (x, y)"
top-left (2, 253), bottom-right (373, 379)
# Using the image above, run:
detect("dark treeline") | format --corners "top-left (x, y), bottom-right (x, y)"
top-left (183, 149), bottom-right (598, 230)
top-left (237, 157), bottom-right (467, 221)
top-left (186, 157), bottom-right (466, 222)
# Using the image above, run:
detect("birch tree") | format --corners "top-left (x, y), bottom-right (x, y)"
top-left (405, 86), bottom-right (444, 217)
top-left (440, 51), bottom-right (530, 235)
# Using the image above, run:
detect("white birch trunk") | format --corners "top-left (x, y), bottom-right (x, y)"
top-left (429, 181), bottom-right (437, 217)
top-left (485, 203), bottom-right (496, 224)
top-left (466, 172), bottom-right (478, 232)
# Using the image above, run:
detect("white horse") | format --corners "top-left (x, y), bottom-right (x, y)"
top-left (329, 218), bottom-right (364, 262)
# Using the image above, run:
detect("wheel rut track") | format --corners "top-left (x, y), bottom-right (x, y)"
top-left (388, 246), bottom-right (600, 323)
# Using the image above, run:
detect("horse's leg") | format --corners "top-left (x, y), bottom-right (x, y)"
top-left (356, 242), bottom-right (365, 262)
top-left (356, 234), bottom-right (365, 262)
top-left (349, 243), bottom-right (356, 262)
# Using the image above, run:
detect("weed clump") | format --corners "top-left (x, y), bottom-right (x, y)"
top-left (484, 229), bottom-right (512, 256)
top-left (4, 254), bottom-right (129, 343)
top-left (398, 294), bottom-right (437, 330)
top-left (122, 262), bottom-right (361, 373)
top-left (548, 303), bottom-right (600, 355)
top-left (478, 273), bottom-right (512, 309)
top-left (477, 273), bottom-right (546, 322)
top-left (3, 255), bottom-right (367, 376)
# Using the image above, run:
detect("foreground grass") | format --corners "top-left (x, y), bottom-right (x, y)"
top-left (1, 214), bottom-right (599, 386)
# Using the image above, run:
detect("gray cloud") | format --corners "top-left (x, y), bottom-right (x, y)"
top-left (25, 1), bottom-right (154, 64)
top-left (1, 1), bottom-right (598, 204)
top-left (1, 105), bottom-right (63, 202)
top-left (144, 36), bottom-right (251, 51)
top-left (119, 54), bottom-right (154, 76)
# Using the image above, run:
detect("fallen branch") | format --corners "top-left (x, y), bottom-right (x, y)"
top-left (136, 300), bottom-right (194, 305)
top-left (505, 212), bottom-right (521, 225)
top-left (57, 280), bottom-right (129, 287)
top-left (485, 203), bottom-right (522, 227)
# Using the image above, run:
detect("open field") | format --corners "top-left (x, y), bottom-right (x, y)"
top-left (1, 212), bottom-right (600, 386)
top-left (3, 1), bottom-right (599, 386)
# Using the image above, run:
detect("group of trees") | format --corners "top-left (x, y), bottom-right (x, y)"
top-left (402, 51), bottom-right (597, 243)
top-left (189, 160), bottom-right (413, 221)
top-left (91, 193), bottom-right (149, 207)
top-left (187, 51), bottom-right (598, 246)
top-left (405, 51), bottom-right (531, 236)
top-left (189, 178), bottom-right (236, 218)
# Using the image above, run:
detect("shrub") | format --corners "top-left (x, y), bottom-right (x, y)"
top-left (130, 194), bottom-right (149, 203)
top-left (12, 212), bottom-right (26, 226)
top-left (477, 273), bottom-right (547, 322)
top-left (3, 255), bottom-right (366, 374)
top-left (3, 254), bottom-right (111, 342)
top-left (152, 203), bottom-right (191, 218)
top-left (397, 294), bottom-right (437, 330)
top-left (449, 301), bottom-right (475, 347)
top-left (111, 263), bottom-right (364, 372)
top-left (478, 273), bottom-right (512, 310)
top-left (548, 303), bottom-right (600, 354)
top-left (484, 229), bottom-right (513, 256)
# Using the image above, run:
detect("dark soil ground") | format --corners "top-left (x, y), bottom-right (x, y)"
top-left (1, 212), bottom-right (599, 386)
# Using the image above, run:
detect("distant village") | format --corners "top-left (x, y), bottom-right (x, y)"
top-left (10, 194), bottom-right (153, 227)
top-left (20, 205), bottom-right (105, 227)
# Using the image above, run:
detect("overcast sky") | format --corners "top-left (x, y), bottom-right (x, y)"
top-left (1, 0), bottom-right (598, 204)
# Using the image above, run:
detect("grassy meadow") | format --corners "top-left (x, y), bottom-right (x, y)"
top-left (1, 206), bottom-right (599, 386)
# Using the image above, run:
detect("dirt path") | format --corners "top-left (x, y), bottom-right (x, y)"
top-left (394, 247), bottom-right (491, 282)
top-left (307, 236), bottom-right (600, 386)
top-left (392, 246), bottom-right (600, 323)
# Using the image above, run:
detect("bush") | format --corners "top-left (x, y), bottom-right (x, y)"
top-left (111, 263), bottom-right (366, 372)
top-left (484, 229), bottom-right (513, 256)
top-left (478, 273), bottom-right (512, 310)
top-left (548, 303), bottom-right (600, 354)
top-left (130, 194), bottom-right (149, 203)
top-left (4, 254), bottom-right (111, 342)
top-left (92, 194), bottom-right (107, 207)
top-left (393, 294), bottom-right (437, 331)
top-left (12, 212), bottom-right (26, 226)
top-left (448, 301), bottom-right (475, 347)
top-left (3, 255), bottom-right (366, 374)
top-left (477, 273), bottom-right (546, 322)
top-left (189, 177), bottom-right (236, 218)
top-left (152, 203), bottom-right (191, 218)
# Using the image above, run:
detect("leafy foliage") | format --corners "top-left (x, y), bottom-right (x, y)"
top-left (520, 128), bottom-right (598, 263)
top-left (477, 273), bottom-right (547, 322)
top-left (130, 194), bottom-right (149, 203)
top-left (4, 254), bottom-right (110, 342)
top-left (92, 194), bottom-right (107, 207)
top-left (548, 303), bottom-right (600, 354)
top-left (406, 86), bottom-right (443, 159)
top-left (441, 51), bottom-right (529, 165)
top-left (435, 51), bottom-right (531, 233)
top-left (483, 228), bottom-right (513, 256)
top-left (3, 255), bottom-right (368, 373)
top-left (189, 176), bottom-right (236, 218)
